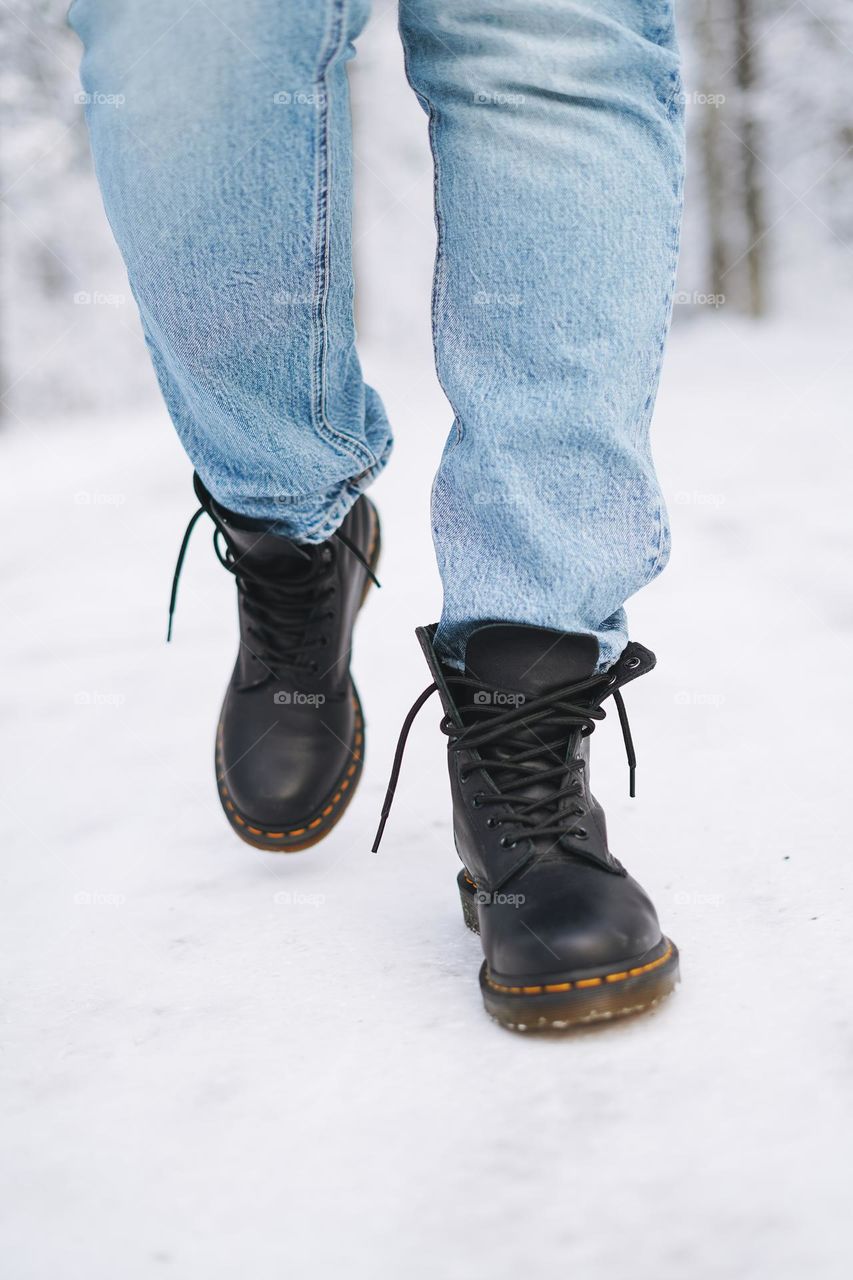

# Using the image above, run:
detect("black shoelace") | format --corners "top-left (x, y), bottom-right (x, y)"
top-left (372, 664), bottom-right (637, 852)
top-left (167, 500), bottom-right (379, 677)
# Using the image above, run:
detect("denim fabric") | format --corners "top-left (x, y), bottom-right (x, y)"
top-left (69, 0), bottom-right (683, 669)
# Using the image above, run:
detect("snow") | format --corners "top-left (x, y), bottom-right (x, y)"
top-left (2, 307), bottom-right (853, 1279)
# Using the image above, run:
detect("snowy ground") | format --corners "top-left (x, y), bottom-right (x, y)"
top-left (2, 306), bottom-right (852, 1278)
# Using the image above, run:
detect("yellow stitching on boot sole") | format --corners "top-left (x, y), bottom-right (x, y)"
top-left (485, 945), bottom-right (674, 996)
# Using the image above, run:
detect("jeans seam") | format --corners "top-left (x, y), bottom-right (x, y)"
top-left (644, 189), bottom-right (683, 585)
top-left (399, 28), bottom-right (464, 448)
top-left (426, 103), bottom-right (463, 446)
top-left (311, 0), bottom-right (377, 473)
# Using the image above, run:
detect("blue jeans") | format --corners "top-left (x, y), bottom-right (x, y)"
top-left (69, 0), bottom-right (684, 669)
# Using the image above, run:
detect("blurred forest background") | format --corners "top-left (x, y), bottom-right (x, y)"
top-left (1, 0), bottom-right (852, 422)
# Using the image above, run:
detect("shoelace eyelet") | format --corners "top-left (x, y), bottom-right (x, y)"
top-left (472, 794), bottom-right (484, 808)
top-left (573, 827), bottom-right (589, 840)
top-left (486, 817), bottom-right (501, 829)
top-left (499, 836), bottom-right (518, 850)
top-left (625, 655), bottom-right (641, 670)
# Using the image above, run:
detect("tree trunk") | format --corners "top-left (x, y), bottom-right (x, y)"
top-left (734, 0), bottom-right (767, 317)
top-left (698, 0), bottom-right (730, 300)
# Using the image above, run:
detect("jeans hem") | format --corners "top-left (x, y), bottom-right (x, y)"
top-left (206, 434), bottom-right (390, 543)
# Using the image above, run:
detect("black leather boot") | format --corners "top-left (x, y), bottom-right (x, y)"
top-left (374, 623), bottom-right (678, 1030)
top-left (170, 474), bottom-right (380, 851)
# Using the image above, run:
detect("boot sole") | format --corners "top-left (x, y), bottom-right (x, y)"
top-left (457, 870), bottom-right (680, 1032)
top-left (216, 509), bottom-right (380, 854)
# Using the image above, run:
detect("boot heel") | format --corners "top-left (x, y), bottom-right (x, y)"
top-left (457, 869), bottom-right (480, 934)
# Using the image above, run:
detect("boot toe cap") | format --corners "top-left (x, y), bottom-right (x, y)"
top-left (481, 862), bottom-right (663, 981)
top-left (217, 685), bottom-right (360, 828)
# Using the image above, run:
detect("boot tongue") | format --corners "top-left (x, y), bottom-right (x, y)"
top-left (457, 626), bottom-right (600, 849)
top-left (463, 624), bottom-right (599, 698)
top-left (223, 518), bottom-right (318, 574)
top-left (193, 474), bottom-right (317, 572)
top-left (211, 500), bottom-right (319, 575)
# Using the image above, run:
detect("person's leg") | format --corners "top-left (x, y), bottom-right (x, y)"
top-left (382, 0), bottom-right (684, 1029)
top-left (68, 0), bottom-right (391, 539)
top-left (69, 0), bottom-right (385, 849)
top-left (399, 0), bottom-right (683, 668)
